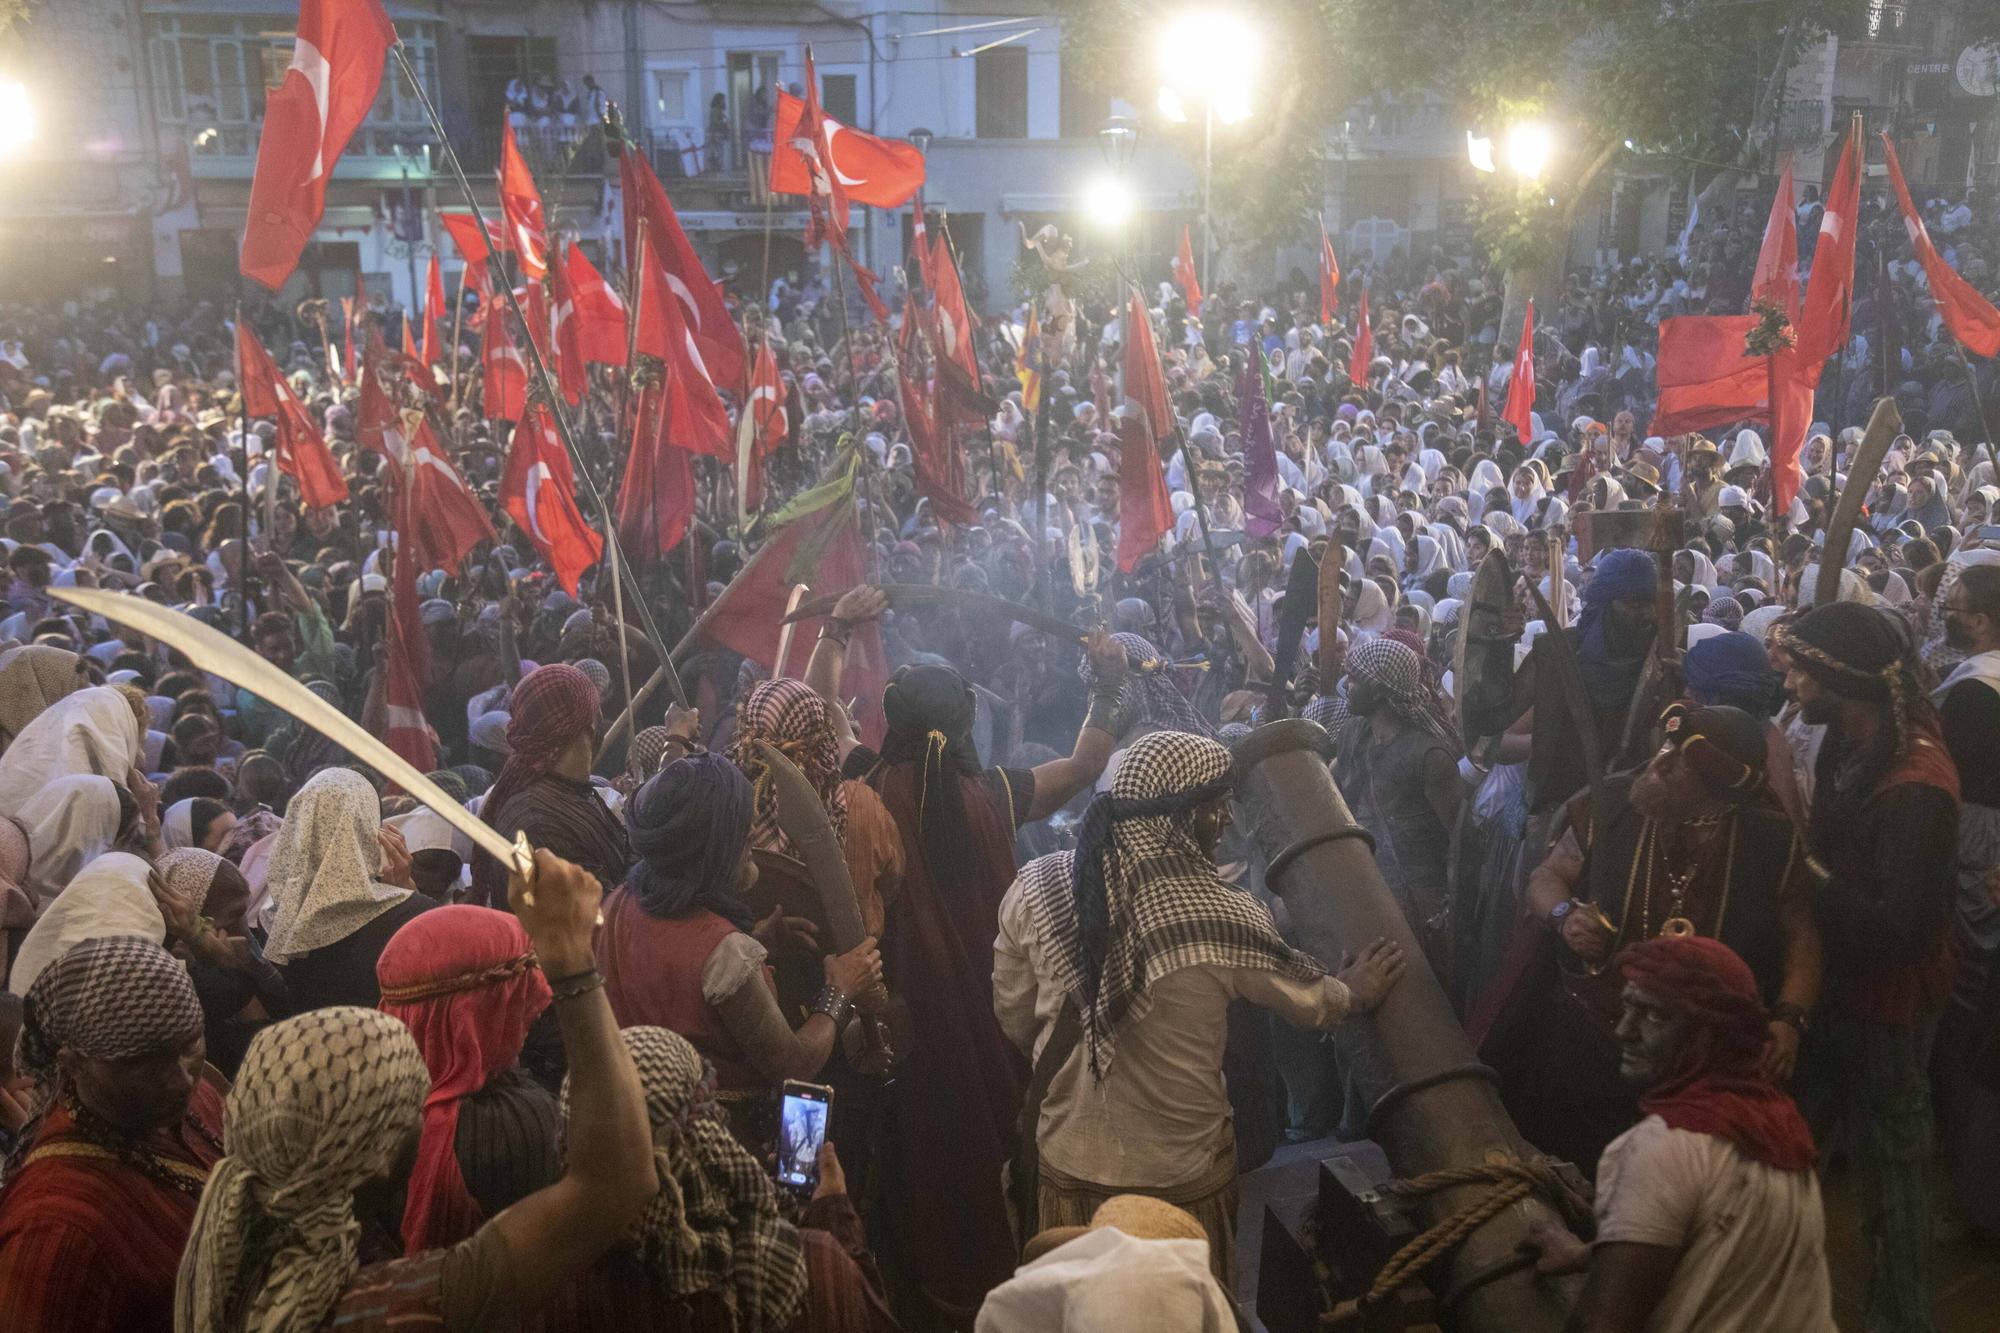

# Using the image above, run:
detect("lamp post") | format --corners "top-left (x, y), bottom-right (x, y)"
top-left (388, 142), bottom-right (434, 322)
top-left (1156, 11), bottom-right (1255, 293)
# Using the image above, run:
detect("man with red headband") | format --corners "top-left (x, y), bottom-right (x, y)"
top-left (1527, 935), bottom-right (1834, 1332)
top-left (1487, 702), bottom-right (1822, 1174)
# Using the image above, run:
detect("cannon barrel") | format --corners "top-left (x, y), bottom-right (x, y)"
top-left (1233, 720), bottom-right (1573, 1332)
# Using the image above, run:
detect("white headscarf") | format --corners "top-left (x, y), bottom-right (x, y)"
top-left (18, 774), bottom-right (124, 909)
top-left (261, 768), bottom-right (411, 964)
top-left (1350, 577), bottom-right (1393, 634)
top-left (0, 686), bottom-right (143, 815)
top-left (163, 797), bottom-right (198, 851)
top-left (8, 851), bottom-right (164, 996)
top-left (976, 1228), bottom-right (1234, 1333)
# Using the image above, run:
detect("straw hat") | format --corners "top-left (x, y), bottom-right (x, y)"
top-left (1021, 1194), bottom-right (1209, 1264)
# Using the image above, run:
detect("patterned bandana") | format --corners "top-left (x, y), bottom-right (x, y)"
top-left (155, 847), bottom-right (228, 920)
top-left (16, 935), bottom-right (202, 1084)
top-left (472, 664), bottom-right (602, 903)
top-left (1017, 731), bottom-right (1323, 1077)
top-left (728, 678), bottom-right (848, 859)
top-left (176, 1006), bottom-right (431, 1333)
top-left (1079, 631), bottom-right (1216, 739)
top-left (1344, 638), bottom-right (1459, 746)
top-left (562, 1027), bottom-right (808, 1332)
top-left (260, 768), bottom-right (411, 965)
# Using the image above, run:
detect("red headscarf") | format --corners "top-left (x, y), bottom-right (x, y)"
top-left (471, 663), bottom-right (602, 903)
top-left (1618, 935), bottom-right (1816, 1172)
top-left (377, 904), bottom-right (552, 1249)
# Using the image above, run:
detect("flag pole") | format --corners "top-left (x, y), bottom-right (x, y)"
top-left (235, 304), bottom-right (254, 640)
top-left (447, 265), bottom-right (469, 408)
top-left (1955, 338), bottom-right (1998, 456)
top-left (389, 40), bottom-right (684, 704)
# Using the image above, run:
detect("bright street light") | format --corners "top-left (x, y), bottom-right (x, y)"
top-left (1156, 10), bottom-right (1259, 298)
top-left (1504, 121), bottom-right (1555, 181)
top-left (0, 79), bottom-right (35, 158)
top-left (1466, 131), bottom-right (1496, 174)
top-left (1083, 175), bottom-right (1136, 232)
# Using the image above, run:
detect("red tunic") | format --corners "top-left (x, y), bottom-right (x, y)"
top-left (0, 1082), bottom-right (226, 1333)
top-left (597, 887), bottom-right (777, 1092)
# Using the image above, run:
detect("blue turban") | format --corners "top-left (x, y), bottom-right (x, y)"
top-left (1684, 632), bottom-right (1783, 718)
top-left (1574, 548), bottom-right (1658, 712)
top-left (624, 752), bottom-right (756, 927)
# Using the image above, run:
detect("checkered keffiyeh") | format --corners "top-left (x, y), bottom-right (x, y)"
top-left (176, 1006), bottom-right (431, 1333)
top-left (17, 935), bottom-right (202, 1084)
top-left (561, 1027), bottom-right (807, 1332)
top-left (1017, 731), bottom-right (1323, 1078)
top-left (1079, 632), bottom-right (1216, 739)
top-left (1343, 638), bottom-right (1459, 746)
top-left (728, 678), bottom-right (849, 860)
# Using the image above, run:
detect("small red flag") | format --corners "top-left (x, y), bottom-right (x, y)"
top-left (421, 252), bottom-right (444, 365)
top-left (1116, 412), bottom-right (1174, 573)
top-left (498, 121), bottom-right (549, 280)
top-left (796, 48), bottom-right (850, 254)
top-left (237, 320), bottom-right (349, 507)
top-left (616, 384), bottom-right (697, 558)
top-left (403, 419), bottom-right (494, 576)
top-left (439, 212), bottom-right (506, 295)
top-left (1172, 224), bottom-right (1202, 316)
top-left (1348, 287), bottom-right (1374, 387)
top-left (1500, 300), bottom-right (1536, 445)
top-left (1751, 157), bottom-right (1799, 322)
top-left (1883, 134), bottom-right (2000, 358)
top-left (1318, 222), bottom-right (1341, 322)
top-left (240, 0), bottom-right (396, 289)
top-left (620, 141), bottom-right (747, 390)
top-left (928, 229), bottom-right (984, 424)
top-left (1122, 286), bottom-right (1173, 443)
top-left (384, 478), bottom-right (436, 776)
top-left (480, 300), bottom-right (529, 424)
top-left (506, 405), bottom-right (604, 596)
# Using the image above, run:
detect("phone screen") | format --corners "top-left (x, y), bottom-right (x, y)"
top-left (776, 1082), bottom-right (832, 1192)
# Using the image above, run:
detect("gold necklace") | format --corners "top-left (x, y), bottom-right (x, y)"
top-left (1640, 814), bottom-right (1729, 940)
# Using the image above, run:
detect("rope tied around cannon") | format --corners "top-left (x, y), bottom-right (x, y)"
top-left (1360, 1156), bottom-right (1594, 1311)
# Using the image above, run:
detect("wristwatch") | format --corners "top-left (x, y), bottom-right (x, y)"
top-left (1547, 899), bottom-right (1578, 930)
top-left (1770, 1001), bottom-right (1810, 1036)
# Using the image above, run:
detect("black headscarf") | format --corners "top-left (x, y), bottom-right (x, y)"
top-left (623, 753), bottom-right (757, 929)
top-left (872, 663), bottom-right (982, 885)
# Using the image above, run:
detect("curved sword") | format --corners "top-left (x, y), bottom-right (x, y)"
top-left (783, 583), bottom-right (1087, 644)
top-left (50, 586), bottom-right (540, 895)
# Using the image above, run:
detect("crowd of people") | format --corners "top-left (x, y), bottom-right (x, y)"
top-left (0, 160), bottom-right (1992, 1333)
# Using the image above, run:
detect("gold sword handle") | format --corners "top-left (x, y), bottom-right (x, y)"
top-left (509, 831), bottom-right (604, 926)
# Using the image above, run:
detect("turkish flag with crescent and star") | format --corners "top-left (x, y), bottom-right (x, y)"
top-left (238, 319), bottom-right (350, 507)
top-left (499, 121), bottom-right (550, 280)
top-left (1173, 224), bottom-right (1202, 316)
top-left (770, 89), bottom-right (925, 209)
top-left (795, 48), bottom-right (851, 253)
top-left (619, 141), bottom-right (747, 390)
top-left (240, 0), bottom-right (397, 288)
top-left (505, 404), bottom-right (604, 596)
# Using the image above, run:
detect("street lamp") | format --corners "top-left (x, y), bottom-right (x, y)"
top-left (1467, 120), bottom-right (1557, 181)
top-left (1083, 175), bottom-right (1136, 233)
top-left (0, 78), bottom-right (35, 158)
top-left (1156, 10), bottom-right (1257, 293)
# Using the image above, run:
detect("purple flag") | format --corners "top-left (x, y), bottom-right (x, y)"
top-left (1238, 354), bottom-right (1282, 538)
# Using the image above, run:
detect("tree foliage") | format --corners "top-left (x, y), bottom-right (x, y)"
top-left (1061, 0), bottom-right (1899, 272)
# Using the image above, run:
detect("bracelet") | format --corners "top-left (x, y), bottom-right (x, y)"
top-left (810, 984), bottom-right (854, 1028)
top-left (1082, 685), bottom-right (1125, 736)
top-left (1770, 1002), bottom-right (1810, 1036)
top-left (549, 967), bottom-right (606, 1003)
top-left (818, 623), bottom-right (854, 649)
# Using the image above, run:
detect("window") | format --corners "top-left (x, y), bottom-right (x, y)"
top-left (976, 46), bottom-right (1028, 139)
top-left (146, 17), bottom-right (435, 159)
top-left (822, 73), bottom-right (858, 128)
top-left (650, 68), bottom-right (693, 130)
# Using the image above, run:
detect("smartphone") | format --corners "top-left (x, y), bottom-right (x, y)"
top-left (775, 1080), bottom-right (833, 1194)
top-left (1977, 526), bottom-right (2000, 543)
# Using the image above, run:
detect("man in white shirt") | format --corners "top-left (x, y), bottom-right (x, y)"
top-left (1526, 935), bottom-right (1835, 1332)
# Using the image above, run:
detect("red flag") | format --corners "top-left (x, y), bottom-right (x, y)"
top-left (898, 350), bottom-right (975, 527)
top-left (237, 320), bottom-right (349, 507)
top-left (740, 336), bottom-right (788, 511)
top-left (1122, 286), bottom-right (1173, 442)
top-left (929, 229), bottom-right (983, 422)
top-left (481, 300), bottom-right (529, 423)
top-left (633, 249), bottom-right (733, 460)
top-left (506, 405), bottom-right (605, 595)
top-left (421, 252), bottom-right (444, 365)
top-left (617, 385), bottom-right (697, 558)
top-left (911, 201), bottom-right (940, 294)
top-left (846, 253), bottom-right (890, 323)
top-left (1348, 287), bottom-right (1374, 386)
top-left (439, 211), bottom-right (506, 293)
top-left (498, 121), bottom-right (549, 280)
top-left (401, 308), bottom-right (420, 361)
top-left (1648, 315), bottom-right (1767, 435)
top-left (402, 418), bottom-right (494, 575)
top-left (356, 349), bottom-right (410, 465)
top-left (697, 468), bottom-right (885, 743)
top-left (1116, 412), bottom-right (1174, 572)
top-left (1883, 134), bottom-right (2000, 357)
top-left (1794, 126), bottom-right (1861, 366)
top-left (770, 88), bottom-right (925, 209)
top-left (1172, 225), bottom-right (1202, 316)
top-left (795, 48), bottom-right (851, 253)
top-left (383, 481), bottom-right (436, 776)
top-left (620, 143), bottom-right (746, 390)
top-left (1318, 221), bottom-right (1341, 322)
top-left (240, 0), bottom-right (396, 289)
top-left (1500, 300), bottom-right (1536, 445)
top-left (1751, 157), bottom-right (1799, 321)
top-left (555, 241), bottom-right (628, 367)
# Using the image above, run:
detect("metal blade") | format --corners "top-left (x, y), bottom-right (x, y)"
top-left (51, 586), bottom-right (521, 871)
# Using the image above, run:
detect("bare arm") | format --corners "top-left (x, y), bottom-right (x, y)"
top-left (1564, 1242), bottom-right (1683, 1333)
top-left (1024, 629), bottom-right (1132, 819)
top-left (804, 586), bottom-right (890, 759)
top-left (1422, 746), bottom-right (1462, 831)
top-left (1524, 821), bottom-right (1585, 920)
top-left (476, 850), bottom-right (657, 1308)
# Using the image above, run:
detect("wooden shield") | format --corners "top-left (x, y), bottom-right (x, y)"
top-left (1454, 549), bottom-right (1518, 746)
top-left (1316, 537), bottom-right (1346, 685)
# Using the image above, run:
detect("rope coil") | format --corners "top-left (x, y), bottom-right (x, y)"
top-left (1359, 1156), bottom-right (1592, 1310)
